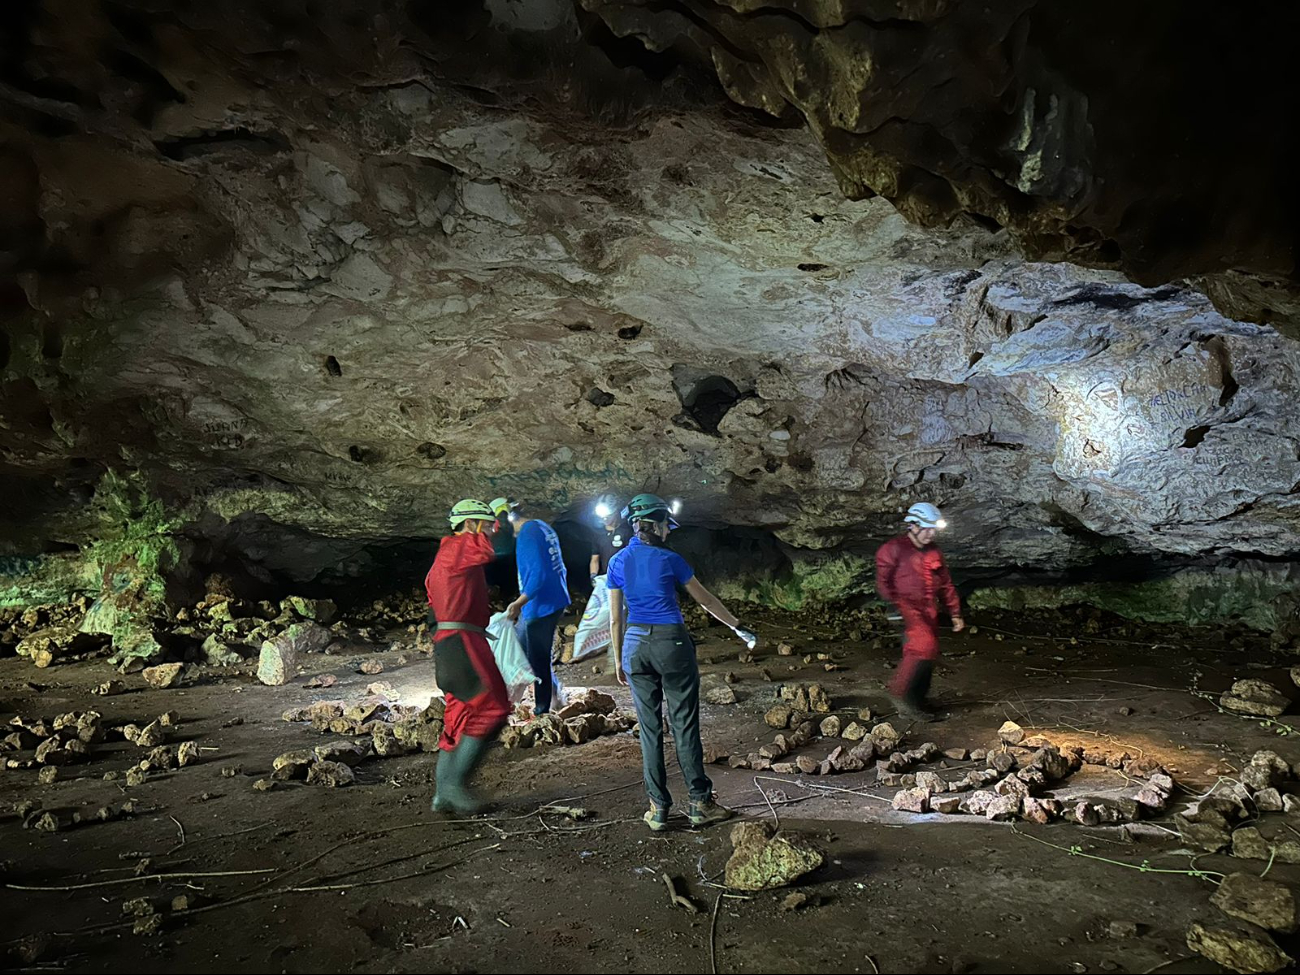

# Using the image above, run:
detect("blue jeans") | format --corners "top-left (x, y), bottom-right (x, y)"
top-left (519, 609), bottom-right (563, 714)
top-left (623, 622), bottom-right (711, 808)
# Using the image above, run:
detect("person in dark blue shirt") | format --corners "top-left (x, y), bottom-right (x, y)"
top-left (505, 502), bottom-right (570, 715)
top-left (607, 493), bottom-right (757, 831)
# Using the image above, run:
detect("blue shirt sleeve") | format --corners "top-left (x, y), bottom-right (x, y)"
top-left (516, 522), bottom-right (546, 598)
top-left (670, 553), bottom-right (694, 586)
top-left (607, 551), bottom-right (625, 590)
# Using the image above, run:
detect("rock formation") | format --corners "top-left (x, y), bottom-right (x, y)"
top-left (0, 1), bottom-right (1297, 615)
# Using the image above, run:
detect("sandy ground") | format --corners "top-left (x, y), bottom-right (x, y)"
top-left (2, 606), bottom-right (1297, 974)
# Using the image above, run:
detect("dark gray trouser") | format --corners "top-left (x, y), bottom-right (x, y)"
top-left (623, 622), bottom-right (711, 809)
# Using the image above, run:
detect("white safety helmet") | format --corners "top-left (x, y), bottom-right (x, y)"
top-left (904, 502), bottom-right (947, 530)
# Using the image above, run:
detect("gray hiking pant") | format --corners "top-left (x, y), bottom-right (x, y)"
top-left (623, 622), bottom-right (711, 808)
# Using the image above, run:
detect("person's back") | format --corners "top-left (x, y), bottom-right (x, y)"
top-left (607, 537), bottom-right (691, 624)
top-left (514, 518), bottom-right (570, 620)
top-left (506, 505), bottom-right (571, 714)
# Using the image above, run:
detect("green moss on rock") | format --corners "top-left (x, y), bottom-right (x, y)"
top-left (970, 563), bottom-right (1299, 632)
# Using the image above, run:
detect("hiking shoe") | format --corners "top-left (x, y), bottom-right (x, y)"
top-left (643, 803), bottom-right (670, 832)
top-left (688, 798), bottom-right (734, 828)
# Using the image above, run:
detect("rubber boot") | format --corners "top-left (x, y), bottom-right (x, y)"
top-left (431, 743), bottom-right (465, 813)
top-left (434, 735), bottom-right (493, 815)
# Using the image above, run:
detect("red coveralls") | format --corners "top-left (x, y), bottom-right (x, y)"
top-left (424, 531), bottom-right (511, 751)
top-left (874, 534), bottom-right (961, 699)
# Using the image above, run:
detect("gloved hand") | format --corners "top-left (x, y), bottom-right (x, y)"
top-left (731, 625), bottom-right (758, 650)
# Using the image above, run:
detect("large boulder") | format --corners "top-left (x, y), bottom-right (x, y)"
top-left (257, 623), bottom-right (332, 686)
top-left (723, 822), bottom-right (825, 891)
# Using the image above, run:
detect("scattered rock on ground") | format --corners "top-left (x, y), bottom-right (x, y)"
top-left (142, 663), bottom-right (184, 689)
top-left (177, 741), bottom-right (200, 767)
top-left (998, 721), bottom-right (1026, 744)
top-left (359, 659), bottom-right (384, 675)
top-left (1187, 919), bottom-right (1293, 974)
top-left (257, 623), bottom-right (332, 686)
top-left (1221, 679), bottom-right (1290, 718)
top-left (818, 715), bottom-right (841, 737)
top-left (1212, 873), bottom-right (1299, 934)
top-left (724, 821), bottom-right (825, 891)
top-left (765, 706), bottom-right (793, 730)
top-left (892, 788), bottom-right (930, 813)
top-left (306, 760), bottom-right (355, 787)
top-left (705, 685), bottom-right (737, 706)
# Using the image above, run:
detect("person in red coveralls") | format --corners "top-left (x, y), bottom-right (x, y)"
top-left (424, 498), bottom-right (511, 814)
top-left (875, 502), bottom-right (965, 722)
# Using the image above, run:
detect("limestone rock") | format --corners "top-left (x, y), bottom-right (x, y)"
top-left (986, 795), bottom-right (1022, 821)
top-left (177, 741), bottom-right (200, 767)
top-left (723, 822), bottom-right (825, 891)
top-left (818, 715), bottom-right (841, 737)
top-left (841, 722), bottom-right (866, 741)
top-left (943, 748), bottom-right (969, 761)
top-left (932, 795), bottom-right (963, 814)
top-left (271, 749), bottom-right (317, 780)
top-left (314, 740), bottom-right (370, 767)
top-left (306, 760), bottom-right (355, 787)
top-left (1021, 797), bottom-right (1062, 824)
top-left (892, 788), bottom-right (930, 813)
top-left (960, 791), bottom-right (997, 816)
top-left (202, 635), bottom-right (243, 668)
top-left (142, 663), bottom-right (184, 689)
top-left (1187, 919), bottom-right (1293, 974)
top-left (1212, 873), bottom-right (1299, 934)
top-left (286, 597), bottom-right (338, 624)
top-left (806, 684), bottom-right (831, 713)
top-left (765, 705), bottom-right (793, 730)
top-left (914, 771), bottom-right (945, 795)
top-left (1221, 679), bottom-right (1290, 718)
top-left (258, 623), bottom-right (332, 686)
top-left (1232, 828), bottom-right (1300, 864)
top-left (704, 685), bottom-right (737, 706)
top-left (997, 721), bottom-right (1026, 745)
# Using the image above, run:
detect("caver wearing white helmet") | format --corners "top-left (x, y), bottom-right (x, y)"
top-left (875, 501), bottom-right (965, 722)
top-left (904, 502), bottom-right (947, 531)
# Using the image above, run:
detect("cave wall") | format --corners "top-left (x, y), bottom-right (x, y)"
top-left (0, 0), bottom-right (1297, 616)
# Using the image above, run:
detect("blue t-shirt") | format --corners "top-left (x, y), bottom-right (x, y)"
top-left (606, 537), bottom-right (695, 625)
top-left (516, 520), bottom-right (570, 620)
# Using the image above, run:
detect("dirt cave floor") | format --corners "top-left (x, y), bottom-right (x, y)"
top-left (3, 607), bottom-right (1299, 975)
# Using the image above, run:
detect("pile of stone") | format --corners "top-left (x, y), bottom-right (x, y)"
top-left (1220, 677), bottom-right (1292, 718)
top-left (1, 600), bottom-right (90, 660)
top-left (1176, 750), bottom-right (1300, 862)
top-left (270, 739), bottom-right (370, 787)
top-left (1186, 872), bottom-right (1298, 973)
top-left (282, 697), bottom-right (419, 740)
top-left (500, 690), bottom-right (635, 750)
top-left (3, 710), bottom-right (104, 771)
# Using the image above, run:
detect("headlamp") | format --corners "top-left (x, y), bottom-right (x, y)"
top-left (595, 502), bottom-right (612, 520)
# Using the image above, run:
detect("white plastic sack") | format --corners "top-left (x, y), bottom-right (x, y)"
top-left (487, 611), bottom-right (538, 703)
top-left (572, 575), bottom-right (612, 662)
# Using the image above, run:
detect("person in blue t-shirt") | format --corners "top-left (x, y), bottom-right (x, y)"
top-left (505, 502), bottom-right (571, 715)
top-left (607, 493), bottom-right (758, 831)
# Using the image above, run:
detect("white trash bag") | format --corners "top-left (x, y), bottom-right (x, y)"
top-left (571, 575), bottom-right (612, 662)
top-left (487, 611), bottom-right (537, 704)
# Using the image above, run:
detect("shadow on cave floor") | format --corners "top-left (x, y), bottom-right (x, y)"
top-left (0, 603), bottom-right (1287, 974)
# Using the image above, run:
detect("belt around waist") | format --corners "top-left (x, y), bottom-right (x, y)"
top-left (435, 622), bottom-right (488, 635)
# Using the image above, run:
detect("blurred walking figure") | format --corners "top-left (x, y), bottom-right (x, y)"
top-left (875, 502), bottom-right (965, 722)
